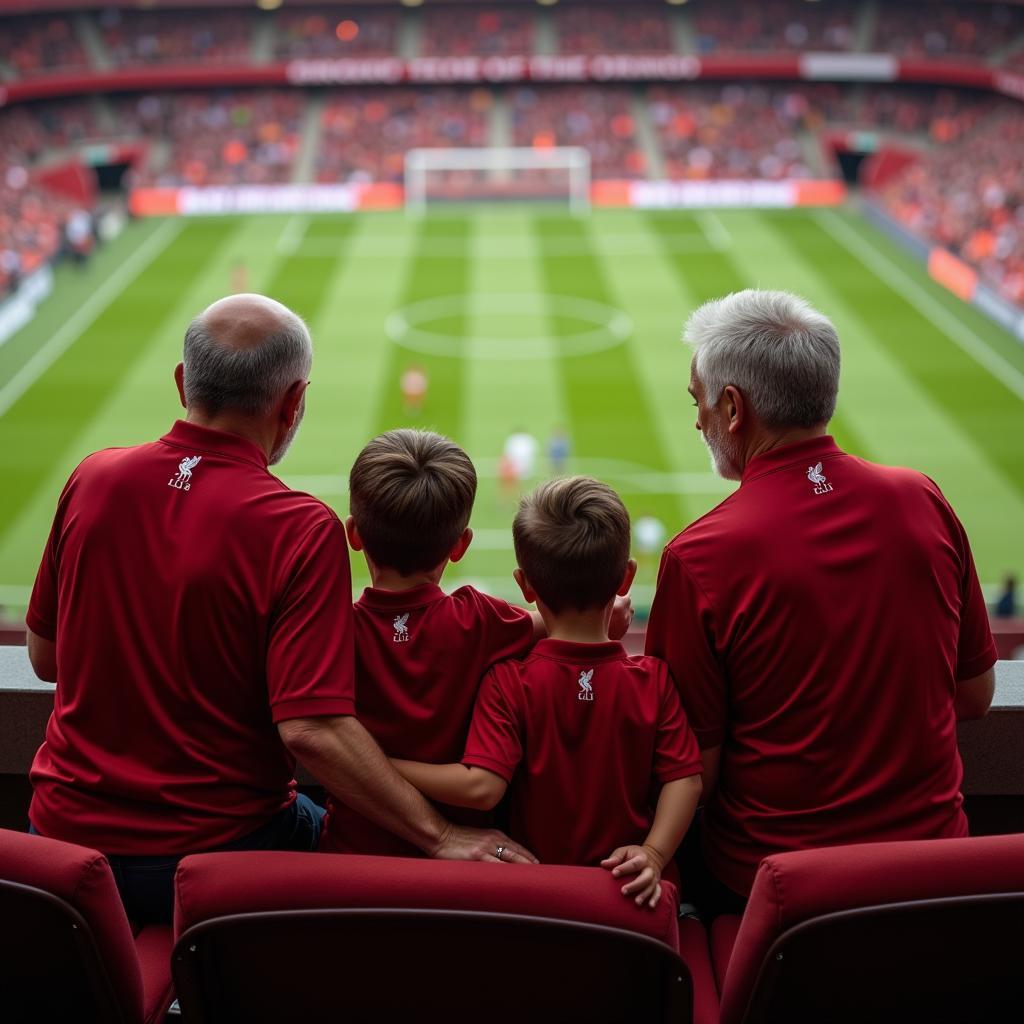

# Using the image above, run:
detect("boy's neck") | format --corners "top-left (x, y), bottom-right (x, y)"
top-left (367, 561), bottom-right (446, 592)
top-left (541, 606), bottom-right (613, 645)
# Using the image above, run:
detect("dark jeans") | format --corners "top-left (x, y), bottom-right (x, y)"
top-left (677, 807), bottom-right (749, 920)
top-left (30, 793), bottom-right (325, 926)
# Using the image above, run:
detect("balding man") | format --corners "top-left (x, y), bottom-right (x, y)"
top-left (26, 294), bottom-right (533, 923)
top-left (646, 290), bottom-right (997, 915)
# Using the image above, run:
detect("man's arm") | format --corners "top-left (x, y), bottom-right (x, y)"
top-left (391, 758), bottom-right (508, 811)
top-left (601, 774), bottom-right (703, 907)
top-left (26, 628), bottom-right (57, 683)
top-left (278, 716), bottom-right (534, 863)
top-left (954, 666), bottom-right (995, 721)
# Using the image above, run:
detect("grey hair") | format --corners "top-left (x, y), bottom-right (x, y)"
top-left (182, 312), bottom-right (312, 416)
top-left (685, 289), bottom-right (840, 429)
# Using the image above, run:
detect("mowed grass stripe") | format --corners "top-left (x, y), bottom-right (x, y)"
top-left (372, 216), bottom-right (472, 443)
top-left (0, 219), bottom-right (236, 540)
top-left (781, 212), bottom-right (1024, 500)
top-left (644, 211), bottom-right (872, 460)
top-left (533, 214), bottom-right (684, 528)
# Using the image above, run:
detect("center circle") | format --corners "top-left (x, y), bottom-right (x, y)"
top-left (384, 293), bottom-right (632, 360)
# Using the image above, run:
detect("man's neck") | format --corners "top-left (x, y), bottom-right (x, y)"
top-left (742, 424), bottom-right (828, 471)
top-left (185, 409), bottom-right (275, 461)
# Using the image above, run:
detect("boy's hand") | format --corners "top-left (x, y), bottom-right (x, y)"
top-left (608, 594), bottom-right (635, 640)
top-left (601, 844), bottom-right (665, 908)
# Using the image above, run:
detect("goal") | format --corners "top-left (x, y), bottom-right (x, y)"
top-left (404, 146), bottom-right (591, 215)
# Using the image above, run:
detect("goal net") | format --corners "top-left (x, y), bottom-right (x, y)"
top-left (404, 146), bottom-right (591, 215)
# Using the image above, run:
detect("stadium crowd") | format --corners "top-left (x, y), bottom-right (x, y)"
top-left (691, 0), bottom-right (857, 54)
top-left (97, 8), bottom-right (253, 66)
top-left (273, 6), bottom-right (398, 59)
top-left (554, 4), bottom-right (674, 55)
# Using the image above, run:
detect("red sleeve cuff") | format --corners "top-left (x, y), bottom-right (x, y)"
top-left (25, 608), bottom-right (56, 642)
top-left (956, 641), bottom-right (999, 682)
top-left (271, 696), bottom-right (356, 723)
top-left (656, 761), bottom-right (704, 784)
top-left (462, 753), bottom-right (515, 783)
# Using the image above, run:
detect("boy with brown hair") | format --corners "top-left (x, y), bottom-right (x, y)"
top-left (393, 477), bottom-right (702, 907)
top-left (320, 431), bottom-right (632, 856)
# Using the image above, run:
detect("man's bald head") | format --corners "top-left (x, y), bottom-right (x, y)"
top-left (182, 293), bottom-right (312, 416)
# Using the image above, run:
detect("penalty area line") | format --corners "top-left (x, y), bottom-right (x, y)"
top-left (0, 219), bottom-right (184, 421)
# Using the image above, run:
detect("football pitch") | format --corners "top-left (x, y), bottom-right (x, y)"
top-left (1, 204), bottom-right (1023, 611)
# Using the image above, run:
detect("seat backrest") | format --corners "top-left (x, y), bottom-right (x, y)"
top-left (720, 834), bottom-right (1024, 1024)
top-left (173, 852), bottom-right (689, 1024)
top-left (0, 828), bottom-right (143, 1024)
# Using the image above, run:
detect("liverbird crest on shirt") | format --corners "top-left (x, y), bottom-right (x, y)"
top-left (807, 462), bottom-right (834, 496)
top-left (577, 668), bottom-right (594, 702)
top-left (392, 613), bottom-right (410, 643)
top-left (168, 455), bottom-right (202, 492)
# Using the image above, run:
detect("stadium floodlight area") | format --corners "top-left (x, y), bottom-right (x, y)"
top-left (404, 147), bottom-right (591, 215)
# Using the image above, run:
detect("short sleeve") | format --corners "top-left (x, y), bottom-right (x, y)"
top-left (464, 588), bottom-right (535, 668)
top-left (267, 518), bottom-right (356, 722)
top-left (26, 473), bottom-right (78, 642)
top-left (953, 519), bottom-right (998, 680)
top-left (653, 666), bottom-right (704, 783)
top-left (462, 668), bottom-right (523, 782)
top-left (645, 547), bottom-right (727, 749)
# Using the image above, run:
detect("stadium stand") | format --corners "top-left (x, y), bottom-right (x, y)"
top-left (3, 14), bottom-right (91, 76)
top-left (871, 0), bottom-right (1024, 59)
top-left (691, 0), bottom-right (858, 54)
top-left (273, 5), bottom-right (399, 59)
top-left (878, 98), bottom-right (1024, 304)
top-left (97, 8), bottom-right (254, 66)
top-left (317, 88), bottom-right (491, 183)
top-left (421, 4), bottom-right (534, 57)
top-left (554, 4), bottom-right (675, 55)
top-left (0, 828), bottom-right (175, 1024)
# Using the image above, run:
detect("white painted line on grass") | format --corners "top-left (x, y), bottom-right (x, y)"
top-left (0, 219), bottom-right (183, 421)
top-left (817, 209), bottom-right (1024, 404)
top-left (695, 211), bottom-right (732, 251)
top-left (276, 215), bottom-right (310, 256)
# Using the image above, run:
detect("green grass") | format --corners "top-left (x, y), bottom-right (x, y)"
top-left (1, 204), bottom-right (1022, 612)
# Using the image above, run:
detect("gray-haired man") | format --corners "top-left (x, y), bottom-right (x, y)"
top-left (646, 289), bottom-right (996, 914)
top-left (26, 293), bottom-right (535, 924)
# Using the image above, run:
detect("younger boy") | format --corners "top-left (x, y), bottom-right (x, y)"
top-left (320, 431), bottom-right (632, 856)
top-left (393, 477), bottom-right (702, 907)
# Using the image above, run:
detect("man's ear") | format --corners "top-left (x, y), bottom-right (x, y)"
top-left (280, 379), bottom-right (309, 429)
top-left (618, 558), bottom-right (637, 596)
top-left (174, 363), bottom-right (187, 409)
top-left (513, 567), bottom-right (536, 605)
top-left (722, 385), bottom-right (745, 435)
top-left (449, 527), bottom-right (473, 564)
top-left (345, 515), bottom-right (363, 552)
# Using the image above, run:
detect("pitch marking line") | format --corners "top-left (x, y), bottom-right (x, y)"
top-left (0, 219), bottom-right (184, 422)
top-left (695, 211), bottom-right (733, 252)
top-left (817, 209), bottom-right (1024, 404)
top-left (276, 215), bottom-right (310, 256)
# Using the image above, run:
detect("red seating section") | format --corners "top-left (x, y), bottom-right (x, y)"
top-left (715, 834), bottom-right (1024, 1024)
top-left (0, 828), bottom-right (173, 1024)
top-left (173, 851), bottom-right (714, 1022)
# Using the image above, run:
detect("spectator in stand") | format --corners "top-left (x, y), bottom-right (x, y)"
top-left (646, 289), bottom-right (996, 916)
top-left (98, 9), bottom-right (253, 66)
top-left (556, 4), bottom-right (673, 55)
top-left (995, 575), bottom-right (1018, 619)
top-left (692, 0), bottom-right (856, 54)
top-left (25, 293), bottom-right (535, 924)
top-left (421, 6), bottom-right (533, 57)
top-left (274, 7), bottom-right (398, 59)
top-left (5, 15), bottom-right (91, 76)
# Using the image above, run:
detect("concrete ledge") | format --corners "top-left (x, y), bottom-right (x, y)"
top-left (3, 646), bottom-right (1023, 795)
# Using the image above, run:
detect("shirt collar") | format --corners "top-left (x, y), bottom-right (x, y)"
top-left (532, 638), bottom-right (626, 663)
top-left (741, 435), bottom-right (841, 485)
top-left (358, 583), bottom-right (447, 611)
top-left (160, 420), bottom-right (268, 470)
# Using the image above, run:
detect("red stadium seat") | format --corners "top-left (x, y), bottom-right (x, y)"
top-left (0, 828), bottom-right (174, 1024)
top-left (714, 835), bottom-right (1024, 1024)
top-left (173, 851), bottom-right (716, 1023)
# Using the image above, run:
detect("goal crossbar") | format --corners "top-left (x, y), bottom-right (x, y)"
top-left (404, 146), bottom-right (591, 215)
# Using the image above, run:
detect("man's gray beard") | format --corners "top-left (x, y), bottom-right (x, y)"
top-left (270, 407), bottom-right (304, 466)
top-left (702, 423), bottom-right (742, 482)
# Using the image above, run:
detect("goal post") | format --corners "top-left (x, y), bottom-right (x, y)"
top-left (404, 146), bottom-right (591, 215)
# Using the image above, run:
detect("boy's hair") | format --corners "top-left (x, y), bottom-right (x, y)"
top-left (513, 476), bottom-right (630, 613)
top-left (349, 429), bottom-right (477, 575)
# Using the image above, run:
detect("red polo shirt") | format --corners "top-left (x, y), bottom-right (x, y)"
top-left (321, 582), bottom-right (535, 855)
top-left (645, 435), bottom-right (998, 895)
top-left (463, 639), bottom-right (702, 868)
top-left (27, 420), bottom-right (356, 856)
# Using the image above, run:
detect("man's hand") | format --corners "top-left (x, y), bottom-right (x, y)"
top-left (432, 823), bottom-right (538, 865)
top-left (608, 594), bottom-right (635, 641)
top-left (601, 844), bottom-right (665, 908)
